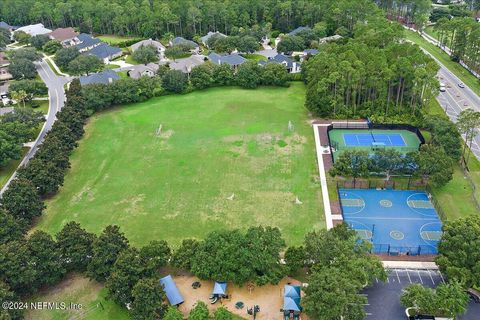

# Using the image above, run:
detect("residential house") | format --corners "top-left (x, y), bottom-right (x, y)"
top-left (0, 21), bottom-right (16, 32)
top-left (168, 55), bottom-right (206, 74)
top-left (287, 26), bottom-right (311, 36)
top-left (79, 70), bottom-right (119, 86)
top-left (169, 37), bottom-right (199, 53)
top-left (48, 27), bottom-right (79, 47)
top-left (0, 53), bottom-right (12, 81)
top-left (259, 54), bottom-right (301, 73)
top-left (84, 43), bottom-right (122, 64)
top-left (130, 39), bottom-right (165, 60)
top-left (201, 31), bottom-right (226, 47)
top-left (208, 52), bottom-right (246, 69)
top-left (15, 23), bottom-right (51, 37)
top-left (74, 33), bottom-right (102, 52)
top-left (127, 63), bottom-right (159, 79)
top-left (318, 35), bottom-right (342, 44)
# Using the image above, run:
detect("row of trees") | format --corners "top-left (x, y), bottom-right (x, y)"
top-left (207, 35), bottom-right (259, 54)
top-left (0, 0), bottom-right (381, 40)
top-left (434, 17), bottom-right (480, 76)
top-left (6, 47), bottom-right (40, 80)
top-left (54, 47), bottom-right (103, 75)
top-left (376, 0), bottom-right (432, 29)
top-left (304, 36), bottom-right (439, 119)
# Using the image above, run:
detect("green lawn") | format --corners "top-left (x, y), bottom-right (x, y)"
top-left (97, 35), bottom-right (138, 45)
top-left (104, 63), bottom-right (120, 70)
top-left (25, 273), bottom-right (129, 320)
top-left (0, 148), bottom-right (28, 188)
top-left (124, 55), bottom-right (141, 65)
top-left (37, 84), bottom-right (324, 246)
top-left (241, 53), bottom-right (267, 62)
top-left (405, 30), bottom-right (480, 97)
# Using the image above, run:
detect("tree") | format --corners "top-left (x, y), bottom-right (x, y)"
top-left (284, 246), bottom-right (306, 274)
top-left (237, 36), bottom-right (259, 53)
top-left (0, 28), bottom-right (10, 50)
top-left (236, 60), bottom-right (263, 89)
top-left (68, 55), bottom-right (103, 75)
top-left (171, 239), bottom-right (201, 271)
top-left (0, 128), bottom-right (23, 167)
top-left (262, 63), bottom-right (288, 87)
top-left (132, 45), bottom-right (159, 64)
top-left (0, 240), bottom-right (37, 295)
top-left (30, 34), bottom-right (50, 50)
top-left (424, 115), bottom-right (462, 162)
top-left (8, 59), bottom-right (37, 79)
top-left (277, 36), bottom-right (305, 53)
top-left (17, 157), bottom-right (67, 196)
top-left (43, 40), bottom-right (62, 54)
top-left (130, 278), bottom-right (166, 320)
top-left (213, 307), bottom-right (233, 320)
top-left (87, 225), bottom-right (129, 282)
top-left (162, 69), bottom-right (188, 93)
top-left (212, 64), bottom-right (234, 86)
top-left (456, 109), bottom-right (480, 166)
top-left (9, 47), bottom-right (41, 61)
top-left (9, 80), bottom-right (47, 100)
top-left (189, 301), bottom-right (209, 320)
top-left (56, 221), bottom-right (96, 272)
top-left (1, 178), bottom-right (44, 223)
top-left (369, 149), bottom-right (403, 180)
top-left (106, 248), bottom-right (149, 306)
top-left (140, 240), bottom-right (171, 271)
top-left (13, 31), bottom-right (31, 45)
top-left (10, 90), bottom-right (27, 107)
top-left (304, 265), bottom-right (367, 320)
top-left (163, 306), bottom-right (184, 320)
top-left (436, 215), bottom-right (480, 288)
top-left (0, 210), bottom-right (25, 243)
top-left (54, 47), bottom-right (80, 70)
top-left (330, 150), bottom-right (370, 185)
top-left (413, 144), bottom-right (453, 187)
top-left (0, 281), bottom-right (23, 320)
top-left (165, 45), bottom-right (188, 61)
top-left (190, 63), bottom-right (214, 89)
top-left (28, 230), bottom-right (65, 287)
top-left (2, 107), bottom-right (44, 128)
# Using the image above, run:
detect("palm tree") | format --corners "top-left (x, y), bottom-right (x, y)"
top-left (10, 90), bottom-right (27, 108)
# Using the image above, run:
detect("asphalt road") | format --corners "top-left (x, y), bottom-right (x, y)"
top-left (0, 59), bottom-right (69, 195)
top-left (363, 268), bottom-right (480, 320)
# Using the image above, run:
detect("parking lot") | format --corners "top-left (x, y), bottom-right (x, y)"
top-left (362, 268), bottom-right (480, 320)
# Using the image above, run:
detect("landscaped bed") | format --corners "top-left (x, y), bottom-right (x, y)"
top-left (36, 84), bottom-right (324, 246)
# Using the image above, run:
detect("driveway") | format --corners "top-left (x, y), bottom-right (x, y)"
top-left (362, 268), bottom-right (480, 320)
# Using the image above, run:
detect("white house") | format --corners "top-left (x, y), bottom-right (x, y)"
top-left (15, 23), bottom-right (51, 37)
top-left (130, 39), bottom-right (166, 60)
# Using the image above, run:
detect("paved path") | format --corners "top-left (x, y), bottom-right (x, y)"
top-left (0, 59), bottom-right (69, 195)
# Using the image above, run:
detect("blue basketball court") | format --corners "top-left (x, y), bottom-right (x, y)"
top-left (339, 189), bottom-right (442, 255)
top-left (343, 133), bottom-right (406, 147)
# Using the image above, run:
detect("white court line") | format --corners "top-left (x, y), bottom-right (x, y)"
top-left (395, 269), bottom-right (401, 283)
top-left (428, 270), bottom-right (435, 285)
top-left (313, 124), bottom-right (333, 229)
top-left (439, 272), bottom-right (446, 283)
top-left (417, 270), bottom-right (423, 284)
top-left (406, 269), bottom-right (412, 283)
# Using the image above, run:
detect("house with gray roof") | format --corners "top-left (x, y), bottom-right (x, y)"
top-left (74, 33), bottom-right (102, 52)
top-left (169, 37), bottom-right (199, 53)
top-left (287, 26), bottom-right (311, 36)
top-left (84, 43), bottom-right (122, 63)
top-left (0, 21), bottom-right (15, 32)
top-left (127, 63), bottom-right (159, 79)
top-left (130, 39), bottom-right (165, 59)
top-left (15, 23), bottom-right (51, 37)
top-left (319, 34), bottom-right (343, 44)
top-left (259, 54), bottom-right (301, 73)
top-left (168, 55), bottom-right (206, 74)
top-left (79, 70), bottom-right (119, 86)
top-left (208, 52), bottom-right (246, 69)
top-left (201, 31), bottom-right (227, 46)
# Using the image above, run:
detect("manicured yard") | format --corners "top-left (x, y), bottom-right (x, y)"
top-left (0, 147), bottom-right (28, 188)
top-left (37, 83), bottom-right (324, 246)
top-left (97, 34), bottom-right (138, 45)
top-left (242, 53), bottom-right (267, 61)
top-left (124, 55), bottom-right (141, 65)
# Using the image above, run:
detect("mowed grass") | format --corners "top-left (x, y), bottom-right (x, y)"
top-left (37, 84), bottom-right (324, 246)
top-left (96, 34), bottom-right (138, 45)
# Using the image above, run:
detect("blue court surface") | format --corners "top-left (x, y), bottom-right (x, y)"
top-left (339, 189), bottom-right (442, 255)
top-left (343, 133), bottom-right (406, 147)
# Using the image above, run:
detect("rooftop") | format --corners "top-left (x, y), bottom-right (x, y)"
top-left (15, 23), bottom-right (51, 36)
top-left (84, 43), bottom-right (121, 59)
top-left (208, 52), bottom-right (246, 66)
top-left (79, 70), bottom-right (119, 86)
top-left (287, 26), bottom-right (311, 36)
top-left (130, 39), bottom-right (165, 52)
top-left (48, 27), bottom-right (78, 42)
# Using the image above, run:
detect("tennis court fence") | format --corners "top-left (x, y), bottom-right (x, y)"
top-left (372, 244), bottom-right (437, 256)
top-left (336, 178), bottom-right (427, 191)
top-left (331, 121), bottom-right (369, 129)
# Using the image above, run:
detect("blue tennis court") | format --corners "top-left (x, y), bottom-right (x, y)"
top-left (339, 189), bottom-right (442, 255)
top-left (343, 133), bottom-right (406, 147)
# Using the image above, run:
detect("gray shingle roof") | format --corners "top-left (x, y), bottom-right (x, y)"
top-left (201, 31), bottom-right (226, 45)
top-left (171, 37), bottom-right (199, 48)
top-left (271, 54), bottom-right (293, 68)
top-left (79, 70), bottom-right (119, 86)
top-left (85, 43), bottom-right (121, 60)
top-left (75, 33), bottom-right (101, 50)
top-left (130, 39), bottom-right (165, 52)
top-left (0, 22), bottom-right (12, 30)
top-left (287, 26), bottom-right (310, 36)
top-left (208, 53), bottom-right (246, 66)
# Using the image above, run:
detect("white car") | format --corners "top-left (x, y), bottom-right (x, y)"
top-left (439, 86), bottom-right (446, 92)
top-left (458, 82), bottom-right (465, 88)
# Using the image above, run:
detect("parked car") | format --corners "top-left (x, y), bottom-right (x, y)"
top-left (458, 82), bottom-right (465, 88)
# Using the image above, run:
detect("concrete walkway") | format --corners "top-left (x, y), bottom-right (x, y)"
top-left (313, 123), bottom-right (334, 229)
top-left (382, 261), bottom-right (439, 270)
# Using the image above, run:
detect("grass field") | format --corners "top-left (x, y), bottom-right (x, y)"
top-left (37, 84), bottom-right (324, 246)
top-left (241, 53), bottom-right (267, 61)
top-left (97, 35), bottom-right (138, 45)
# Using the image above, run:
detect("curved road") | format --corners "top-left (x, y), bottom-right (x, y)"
top-left (0, 59), bottom-right (70, 195)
